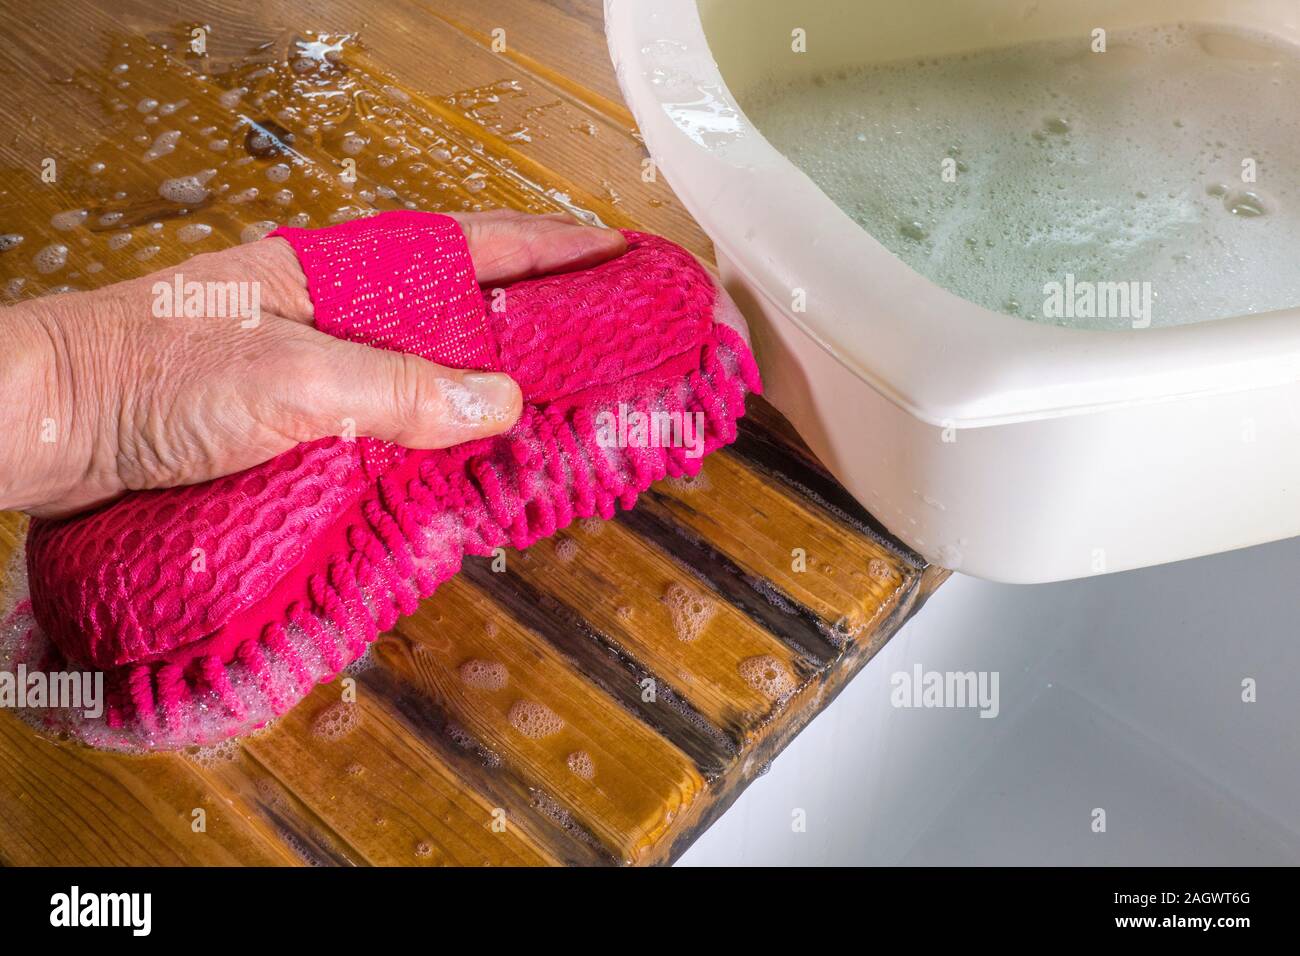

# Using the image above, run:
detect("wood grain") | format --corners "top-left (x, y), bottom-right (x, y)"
top-left (0, 0), bottom-right (947, 866)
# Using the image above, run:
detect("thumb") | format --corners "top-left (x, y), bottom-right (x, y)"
top-left (296, 333), bottom-right (522, 449)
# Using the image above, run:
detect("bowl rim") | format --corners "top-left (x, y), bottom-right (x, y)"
top-left (605, 0), bottom-right (1300, 427)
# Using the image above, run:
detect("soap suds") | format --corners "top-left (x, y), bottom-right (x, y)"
top-left (458, 658), bottom-right (508, 691)
top-left (311, 700), bottom-right (360, 740)
top-left (566, 750), bottom-right (595, 780)
top-left (662, 582), bottom-right (716, 643)
top-left (507, 699), bottom-right (565, 739)
top-left (745, 24), bottom-right (1300, 328)
top-left (738, 654), bottom-right (797, 700)
top-left (436, 376), bottom-right (514, 427)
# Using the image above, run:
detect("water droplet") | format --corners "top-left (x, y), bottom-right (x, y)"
top-left (177, 223), bottom-right (213, 243)
top-left (240, 220), bottom-right (278, 243)
top-left (1225, 190), bottom-right (1268, 217)
top-left (50, 209), bottom-right (88, 231)
top-left (158, 170), bottom-right (215, 204)
top-left (143, 129), bottom-right (181, 162)
top-left (899, 219), bottom-right (929, 241)
top-left (33, 243), bottom-right (68, 274)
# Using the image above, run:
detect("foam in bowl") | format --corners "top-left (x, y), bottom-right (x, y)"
top-left (744, 24), bottom-right (1300, 330)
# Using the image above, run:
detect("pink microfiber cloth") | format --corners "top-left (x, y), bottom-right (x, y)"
top-left (0, 211), bottom-right (760, 751)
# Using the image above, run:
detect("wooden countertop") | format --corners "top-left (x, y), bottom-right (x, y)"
top-left (0, 0), bottom-right (945, 865)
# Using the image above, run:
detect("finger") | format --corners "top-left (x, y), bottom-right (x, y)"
top-left (266, 213), bottom-right (625, 326)
top-left (447, 210), bottom-right (626, 285)
top-left (290, 332), bottom-right (523, 449)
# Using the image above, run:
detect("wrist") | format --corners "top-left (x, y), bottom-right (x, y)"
top-left (0, 292), bottom-right (126, 515)
top-left (0, 304), bottom-right (64, 511)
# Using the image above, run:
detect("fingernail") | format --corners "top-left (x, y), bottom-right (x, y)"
top-left (439, 373), bottom-right (520, 430)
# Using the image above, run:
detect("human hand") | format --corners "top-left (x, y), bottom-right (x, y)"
top-left (0, 210), bottom-right (626, 518)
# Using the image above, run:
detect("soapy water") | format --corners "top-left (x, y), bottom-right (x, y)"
top-left (311, 700), bottom-right (361, 740)
top-left (867, 557), bottom-right (894, 584)
top-left (566, 749), bottom-right (595, 780)
top-left (445, 719), bottom-right (503, 768)
top-left (507, 699), bottom-right (565, 739)
top-left (529, 787), bottom-right (604, 850)
top-left (33, 244), bottom-right (69, 275)
top-left (458, 657), bottom-right (509, 691)
top-left (435, 376), bottom-right (516, 428)
top-left (738, 654), bottom-right (796, 700)
top-left (664, 470), bottom-right (710, 494)
top-left (1, 27), bottom-right (598, 301)
top-left (186, 735), bottom-right (243, 767)
top-left (50, 209), bottom-right (89, 231)
top-left (744, 24), bottom-right (1300, 329)
top-left (577, 516), bottom-right (605, 536)
top-left (661, 581), bottom-right (716, 643)
top-left (279, 827), bottom-right (327, 866)
top-left (343, 647), bottom-right (375, 675)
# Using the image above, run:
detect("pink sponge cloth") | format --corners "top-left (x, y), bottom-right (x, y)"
top-left (0, 211), bottom-right (761, 751)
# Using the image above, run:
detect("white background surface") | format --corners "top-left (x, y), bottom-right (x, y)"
top-left (677, 536), bottom-right (1300, 865)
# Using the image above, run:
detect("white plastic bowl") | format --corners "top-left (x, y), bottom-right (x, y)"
top-left (606, 0), bottom-right (1300, 582)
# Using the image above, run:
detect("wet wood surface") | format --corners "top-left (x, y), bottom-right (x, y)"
top-left (0, 0), bottom-right (947, 865)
